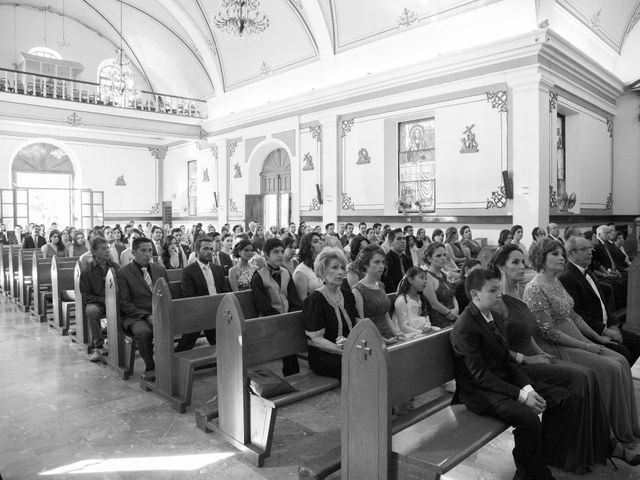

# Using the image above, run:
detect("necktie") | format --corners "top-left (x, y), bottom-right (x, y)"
top-left (213, 253), bottom-right (220, 266)
top-left (141, 267), bottom-right (153, 291)
top-left (202, 264), bottom-right (217, 295)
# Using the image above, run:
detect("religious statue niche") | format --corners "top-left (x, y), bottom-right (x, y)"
top-left (460, 124), bottom-right (479, 153)
top-left (115, 175), bottom-right (126, 186)
top-left (233, 163), bottom-right (242, 178)
top-left (356, 148), bottom-right (371, 165)
top-left (398, 118), bottom-right (436, 213)
top-left (302, 152), bottom-right (314, 171)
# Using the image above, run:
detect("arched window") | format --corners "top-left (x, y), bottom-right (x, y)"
top-left (28, 47), bottom-right (63, 60)
top-left (97, 59), bottom-right (118, 101)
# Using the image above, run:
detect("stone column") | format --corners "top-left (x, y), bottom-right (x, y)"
top-left (508, 71), bottom-right (552, 237)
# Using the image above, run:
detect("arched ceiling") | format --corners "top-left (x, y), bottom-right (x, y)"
top-left (0, 0), bottom-right (639, 100)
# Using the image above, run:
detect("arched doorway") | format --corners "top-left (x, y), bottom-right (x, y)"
top-left (260, 148), bottom-right (291, 229)
top-left (1, 142), bottom-right (103, 229)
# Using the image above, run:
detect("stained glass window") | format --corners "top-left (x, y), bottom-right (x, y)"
top-left (556, 114), bottom-right (566, 196)
top-left (398, 118), bottom-right (436, 213)
top-left (188, 160), bottom-right (197, 216)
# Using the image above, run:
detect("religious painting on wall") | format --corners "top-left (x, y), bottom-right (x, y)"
top-left (398, 118), bottom-right (436, 213)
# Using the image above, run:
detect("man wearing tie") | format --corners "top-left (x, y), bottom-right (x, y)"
top-left (103, 226), bottom-right (125, 265)
top-left (175, 237), bottom-right (228, 352)
top-left (211, 233), bottom-right (233, 275)
top-left (560, 236), bottom-right (640, 367)
top-left (117, 237), bottom-right (168, 378)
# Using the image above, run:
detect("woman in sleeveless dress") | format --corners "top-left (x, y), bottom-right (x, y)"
top-left (293, 232), bottom-right (325, 301)
top-left (524, 239), bottom-right (640, 461)
top-left (41, 229), bottom-right (67, 258)
top-left (423, 242), bottom-right (458, 328)
top-left (352, 244), bottom-right (401, 342)
top-left (229, 239), bottom-right (256, 291)
top-left (490, 244), bottom-right (611, 473)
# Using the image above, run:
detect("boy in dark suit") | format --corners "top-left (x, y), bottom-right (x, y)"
top-left (175, 237), bottom-right (228, 352)
top-left (117, 237), bottom-right (168, 378)
top-left (451, 269), bottom-right (565, 480)
top-left (381, 228), bottom-right (412, 293)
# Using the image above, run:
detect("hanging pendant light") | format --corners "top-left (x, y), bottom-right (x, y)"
top-left (213, 0), bottom-right (269, 42)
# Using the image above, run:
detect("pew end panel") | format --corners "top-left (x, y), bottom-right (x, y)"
top-left (72, 263), bottom-right (90, 351)
top-left (105, 268), bottom-right (134, 380)
top-left (625, 257), bottom-right (640, 334)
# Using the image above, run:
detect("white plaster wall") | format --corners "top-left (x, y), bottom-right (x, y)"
top-left (613, 92), bottom-right (640, 214)
top-left (227, 140), bottom-right (247, 220)
top-left (299, 128), bottom-right (322, 214)
top-left (577, 113), bottom-right (612, 209)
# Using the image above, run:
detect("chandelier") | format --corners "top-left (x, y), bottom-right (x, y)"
top-left (103, 1), bottom-right (139, 103)
top-left (213, 0), bottom-right (269, 41)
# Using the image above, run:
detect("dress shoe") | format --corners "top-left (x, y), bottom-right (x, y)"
top-left (611, 443), bottom-right (640, 466)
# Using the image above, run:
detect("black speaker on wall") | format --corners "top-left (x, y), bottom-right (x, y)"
top-left (502, 170), bottom-right (513, 199)
top-left (316, 184), bottom-right (323, 205)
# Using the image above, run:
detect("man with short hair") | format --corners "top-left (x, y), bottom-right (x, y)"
top-left (175, 238), bottom-right (228, 352)
top-left (80, 237), bottom-right (119, 362)
top-left (22, 225), bottom-right (46, 249)
top-left (7, 225), bottom-right (22, 245)
top-left (251, 238), bottom-right (302, 376)
top-left (324, 223), bottom-right (342, 248)
top-left (341, 222), bottom-right (355, 248)
top-left (211, 234), bottom-right (233, 275)
top-left (103, 226), bottom-right (124, 265)
top-left (247, 222), bottom-right (257, 239)
top-left (150, 225), bottom-right (164, 257)
top-left (381, 228), bottom-right (411, 293)
top-left (592, 225), bottom-right (627, 308)
top-left (172, 227), bottom-right (191, 258)
top-left (403, 225), bottom-right (414, 236)
top-left (117, 237), bottom-right (169, 377)
top-left (559, 236), bottom-right (640, 367)
top-left (357, 221), bottom-right (367, 238)
top-left (547, 223), bottom-right (563, 245)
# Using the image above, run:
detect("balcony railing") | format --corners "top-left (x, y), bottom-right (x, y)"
top-left (0, 68), bottom-right (207, 119)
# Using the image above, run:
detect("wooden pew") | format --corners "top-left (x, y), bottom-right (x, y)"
top-left (104, 269), bottom-right (184, 380)
top-left (72, 262), bottom-right (90, 352)
top-left (30, 254), bottom-right (53, 321)
top-left (50, 256), bottom-right (77, 335)
top-left (196, 294), bottom-right (339, 467)
top-left (142, 283), bottom-right (259, 412)
top-left (624, 256), bottom-right (640, 334)
top-left (16, 248), bottom-right (36, 311)
top-left (8, 246), bottom-right (36, 302)
top-left (341, 320), bottom-right (507, 479)
top-left (0, 245), bottom-right (10, 295)
top-left (166, 268), bottom-right (183, 282)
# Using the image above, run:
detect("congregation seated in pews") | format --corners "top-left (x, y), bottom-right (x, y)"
top-left (4, 217), bottom-right (639, 478)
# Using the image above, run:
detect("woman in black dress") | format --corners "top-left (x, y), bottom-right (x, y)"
top-left (303, 248), bottom-right (358, 380)
top-left (489, 244), bottom-right (611, 474)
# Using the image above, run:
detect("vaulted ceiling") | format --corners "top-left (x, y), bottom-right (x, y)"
top-left (0, 0), bottom-right (638, 100)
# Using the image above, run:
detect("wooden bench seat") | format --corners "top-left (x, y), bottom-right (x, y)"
top-left (340, 320), bottom-right (508, 479)
top-left (71, 263), bottom-right (90, 351)
top-left (50, 256), bottom-right (77, 335)
top-left (30, 253), bottom-right (53, 321)
top-left (17, 248), bottom-right (37, 311)
top-left (195, 294), bottom-right (339, 467)
top-left (0, 245), bottom-right (10, 295)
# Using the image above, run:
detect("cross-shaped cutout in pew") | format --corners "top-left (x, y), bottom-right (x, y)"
top-left (356, 340), bottom-right (372, 360)
top-left (224, 308), bottom-right (232, 325)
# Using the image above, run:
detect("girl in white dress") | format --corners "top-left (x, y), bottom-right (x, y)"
top-left (392, 267), bottom-right (441, 338)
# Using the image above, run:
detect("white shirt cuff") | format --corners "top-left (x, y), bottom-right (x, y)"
top-left (518, 384), bottom-right (534, 403)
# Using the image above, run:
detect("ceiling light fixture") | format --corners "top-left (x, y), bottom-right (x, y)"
top-left (213, 0), bottom-right (269, 42)
top-left (103, 0), bottom-right (139, 104)
top-left (57, 0), bottom-right (70, 47)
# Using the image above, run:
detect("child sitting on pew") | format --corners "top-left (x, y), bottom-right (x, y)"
top-left (392, 267), bottom-right (441, 338)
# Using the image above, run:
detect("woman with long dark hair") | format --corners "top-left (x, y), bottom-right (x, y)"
top-left (293, 232), bottom-right (325, 301)
top-left (41, 229), bottom-right (67, 258)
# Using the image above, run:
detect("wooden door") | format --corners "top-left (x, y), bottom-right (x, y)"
top-left (245, 195), bottom-right (263, 232)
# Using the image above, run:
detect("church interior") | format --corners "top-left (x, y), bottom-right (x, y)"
top-left (1, 0), bottom-right (640, 479)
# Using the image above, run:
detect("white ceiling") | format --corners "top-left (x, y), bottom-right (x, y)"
top-left (0, 0), bottom-right (638, 100)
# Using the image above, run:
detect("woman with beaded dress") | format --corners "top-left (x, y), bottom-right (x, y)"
top-left (229, 239), bottom-right (256, 291)
top-left (524, 239), bottom-right (640, 455)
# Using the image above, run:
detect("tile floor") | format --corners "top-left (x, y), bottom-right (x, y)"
top-left (0, 297), bottom-right (638, 480)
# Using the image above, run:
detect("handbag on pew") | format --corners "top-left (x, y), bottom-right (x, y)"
top-left (248, 368), bottom-right (297, 399)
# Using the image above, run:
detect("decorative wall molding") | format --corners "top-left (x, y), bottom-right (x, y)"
top-left (605, 192), bottom-right (613, 210)
top-left (589, 9), bottom-right (602, 30)
top-left (606, 119), bottom-right (613, 137)
top-left (549, 91), bottom-right (558, 113)
top-left (549, 186), bottom-right (558, 208)
top-left (202, 168), bottom-right (210, 182)
top-left (228, 198), bottom-right (238, 212)
top-left (228, 140), bottom-right (239, 158)
top-left (356, 147), bottom-right (371, 164)
top-left (459, 125), bottom-right (479, 153)
top-left (149, 203), bottom-right (160, 215)
top-left (341, 192), bottom-right (355, 211)
top-left (260, 61), bottom-right (272, 76)
top-left (115, 175), bottom-right (126, 186)
top-left (63, 112), bottom-right (85, 126)
top-left (211, 144), bottom-right (218, 159)
top-left (233, 163), bottom-right (242, 178)
top-left (341, 118), bottom-right (355, 137)
top-left (302, 152), bottom-right (314, 170)
top-left (309, 125), bottom-right (322, 143)
top-left (486, 185), bottom-right (507, 209)
top-left (309, 197), bottom-right (321, 210)
top-left (397, 8), bottom-right (419, 28)
top-left (486, 91), bottom-right (508, 113)
top-left (149, 145), bottom-right (168, 160)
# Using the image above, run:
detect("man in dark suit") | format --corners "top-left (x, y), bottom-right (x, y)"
top-left (117, 237), bottom-right (168, 377)
top-left (103, 226), bottom-right (125, 265)
top-left (175, 237), bottom-right (228, 352)
top-left (560, 236), bottom-right (640, 367)
top-left (22, 225), bottom-right (46, 249)
top-left (211, 234), bottom-right (233, 275)
top-left (172, 227), bottom-right (191, 259)
top-left (547, 223), bottom-right (564, 246)
top-left (451, 269), bottom-right (571, 480)
top-left (149, 225), bottom-right (164, 257)
top-left (591, 225), bottom-right (627, 308)
top-left (381, 228), bottom-right (411, 293)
